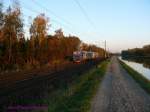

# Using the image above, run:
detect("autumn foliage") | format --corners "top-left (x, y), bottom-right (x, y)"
top-left (122, 45), bottom-right (150, 58)
top-left (0, 1), bottom-right (105, 72)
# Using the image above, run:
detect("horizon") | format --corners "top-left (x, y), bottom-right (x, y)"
top-left (3, 0), bottom-right (150, 53)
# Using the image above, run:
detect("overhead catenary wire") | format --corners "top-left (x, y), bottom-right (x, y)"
top-left (30, 0), bottom-right (79, 35)
top-left (3, 1), bottom-right (77, 36)
top-left (20, 1), bottom-right (78, 36)
top-left (31, 0), bottom-right (72, 26)
top-left (3, 0), bottom-right (85, 37)
top-left (73, 0), bottom-right (96, 29)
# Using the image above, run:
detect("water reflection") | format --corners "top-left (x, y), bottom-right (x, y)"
top-left (120, 56), bottom-right (150, 80)
top-left (122, 57), bottom-right (150, 69)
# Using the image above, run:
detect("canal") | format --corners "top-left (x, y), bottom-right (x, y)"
top-left (119, 57), bottom-right (150, 80)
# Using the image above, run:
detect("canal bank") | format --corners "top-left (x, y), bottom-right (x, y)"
top-left (119, 60), bottom-right (150, 94)
top-left (119, 57), bottom-right (150, 80)
top-left (91, 56), bottom-right (150, 112)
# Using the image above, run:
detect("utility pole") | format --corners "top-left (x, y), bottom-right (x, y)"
top-left (107, 48), bottom-right (110, 58)
top-left (104, 40), bottom-right (107, 58)
top-left (95, 41), bottom-right (107, 58)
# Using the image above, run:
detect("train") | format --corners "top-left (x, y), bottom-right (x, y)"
top-left (73, 51), bottom-right (99, 63)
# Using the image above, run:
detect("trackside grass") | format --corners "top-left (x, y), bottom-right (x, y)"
top-left (46, 60), bottom-right (109, 112)
top-left (120, 60), bottom-right (150, 94)
top-left (4, 60), bottom-right (109, 112)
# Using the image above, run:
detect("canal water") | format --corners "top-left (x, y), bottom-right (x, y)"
top-left (119, 57), bottom-right (150, 80)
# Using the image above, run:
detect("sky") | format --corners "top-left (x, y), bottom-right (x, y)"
top-left (3, 0), bottom-right (150, 53)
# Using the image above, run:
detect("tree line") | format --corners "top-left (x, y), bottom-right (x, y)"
top-left (0, 1), bottom-right (105, 72)
top-left (122, 45), bottom-right (150, 58)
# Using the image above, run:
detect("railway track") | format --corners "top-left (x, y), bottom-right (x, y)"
top-left (0, 58), bottom-right (103, 111)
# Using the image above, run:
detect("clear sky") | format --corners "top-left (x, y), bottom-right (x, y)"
top-left (3, 0), bottom-right (150, 53)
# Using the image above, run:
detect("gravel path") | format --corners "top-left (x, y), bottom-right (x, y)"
top-left (91, 56), bottom-right (150, 112)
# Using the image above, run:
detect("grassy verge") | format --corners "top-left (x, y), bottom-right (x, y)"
top-left (5, 60), bottom-right (108, 112)
top-left (46, 60), bottom-right (109, 112)
top-left (120, 60), bottom-right (150, 94)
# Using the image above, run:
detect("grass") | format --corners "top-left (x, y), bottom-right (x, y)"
top-left (120, 60), bottom-right (150, 94)
top-left (46, 60), bottom-right (109, 112)
top-left (5, 60), bottom-right (109, 112)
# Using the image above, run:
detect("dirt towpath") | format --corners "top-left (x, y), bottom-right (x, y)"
top-left (91, 56), bottom-right (150, 112)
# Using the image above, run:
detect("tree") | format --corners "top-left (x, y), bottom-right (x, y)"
top-left (0, 2), bottom-right (3, 28)
top-left (2, 2), bottom-right (23, 65)
top-left (55, 28), bottom-right (64, 38)
top-left (121, 44), bottom-right (150, 57)
top-left (0, 1), bottom-right (106, 72)
top-left (29, 14), bottom-right (49, 65)
top-left (30, 14), bottom-right (48, 45)
top-left (0, 1), bottom-right (4, 41)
